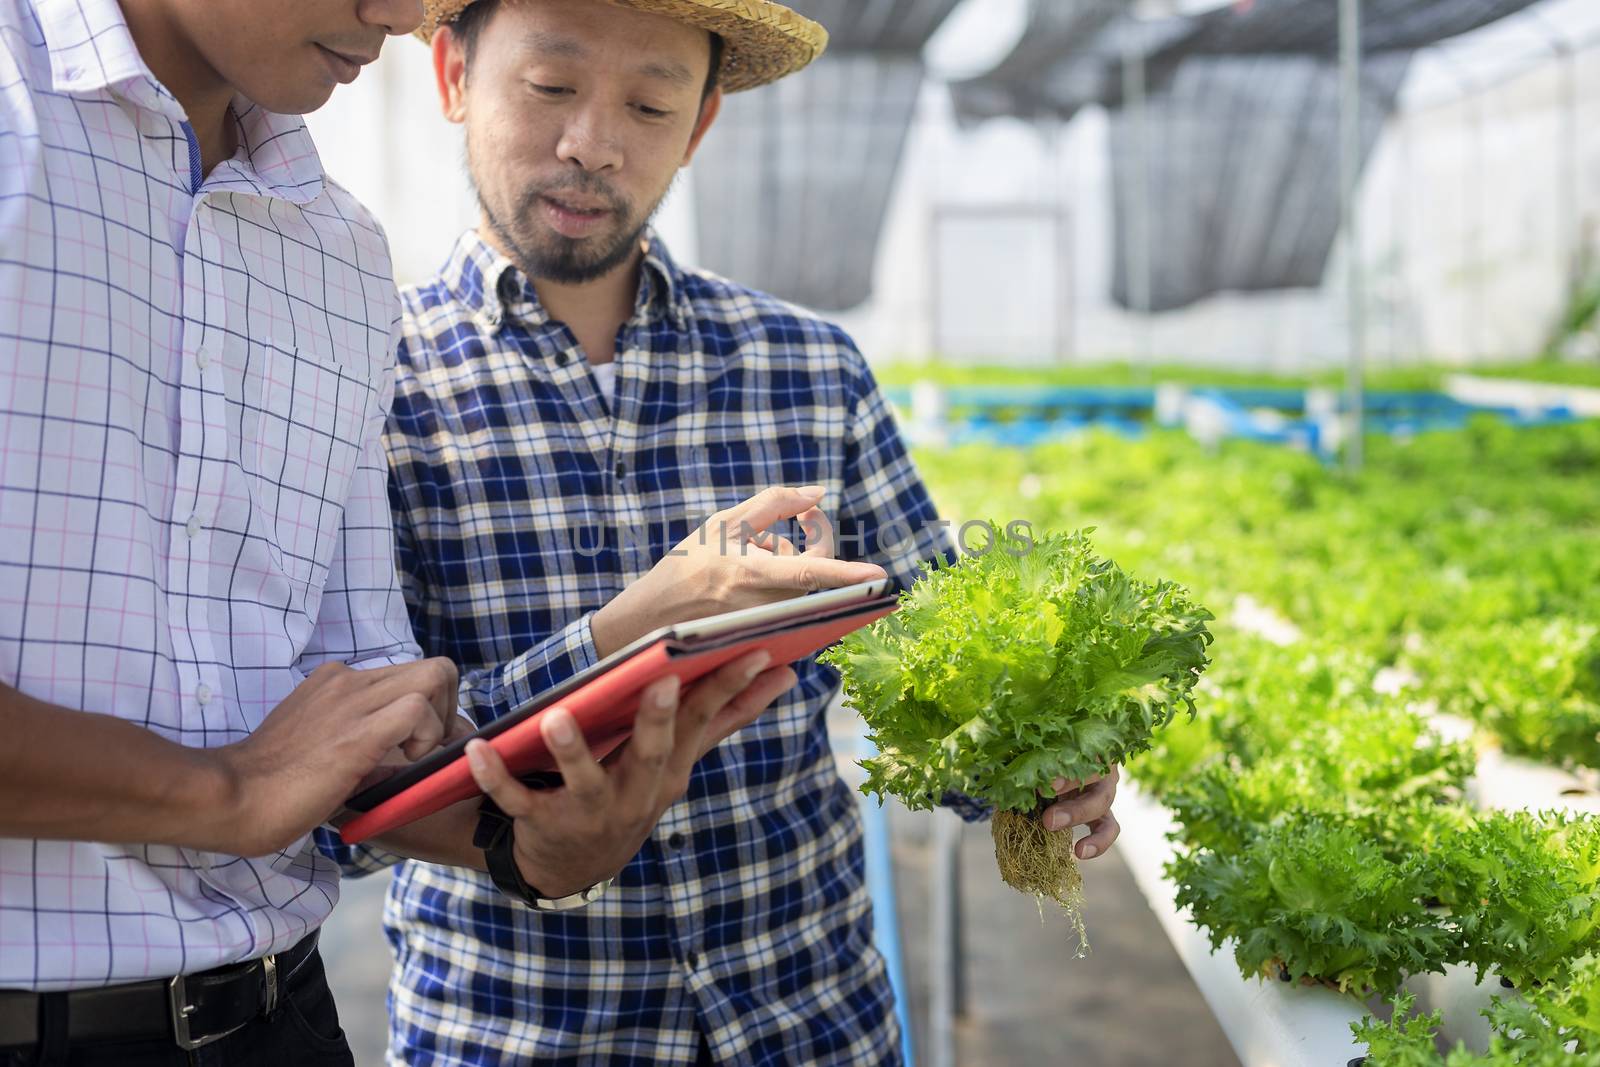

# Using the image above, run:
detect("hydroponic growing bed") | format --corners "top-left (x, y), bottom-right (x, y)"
top-left (912, 419), bottom-right (1600, 1064)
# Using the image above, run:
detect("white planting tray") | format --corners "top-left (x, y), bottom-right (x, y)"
top-left (1118, 781), bottom-right (1369, 1067)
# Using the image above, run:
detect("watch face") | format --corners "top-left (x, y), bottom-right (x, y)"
top-left (535, 879), bottom-right (612, 912)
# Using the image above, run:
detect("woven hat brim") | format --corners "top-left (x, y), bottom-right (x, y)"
top-left (415, 0), bottom-right (828, 93)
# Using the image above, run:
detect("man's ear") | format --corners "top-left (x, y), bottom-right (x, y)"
top-left (681, 87), bottom-right (722, 166)
top-left (432, 26), bottom-right (469, 124)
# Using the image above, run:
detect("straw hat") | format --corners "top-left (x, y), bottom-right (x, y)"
top-left (415, 0), bottom-right (829, 92)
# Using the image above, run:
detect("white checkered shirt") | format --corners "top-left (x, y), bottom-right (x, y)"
top-left (0, 0), bottom-right (418, 989)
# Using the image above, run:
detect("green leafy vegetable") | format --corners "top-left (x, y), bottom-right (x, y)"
top-left (822, 526), bottom-right (1213, 815)
top-left (899, 418), bottom-right (1600, 1017)
top-left (1168, 814), bottom-right (1457, 994)
top-left (1404, 619), bottom-right (1600, 772)
top-left (1435, 810), bottom-right (1600, 989)
top-left (1354, 953), bottom-right (1600, 1065)
top-left (1163, 705), bottom-right (1473, 859)
top-left (1351, 993), bottom-right (1455, 1067)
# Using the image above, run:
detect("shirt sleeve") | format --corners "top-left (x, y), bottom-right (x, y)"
top-left (304, 322), bottom-right (428, 876)
top-left (317, 369), bottom-right (608, 877)
top-left (832, 342), bottom-right (991, 823)
top-left (833, 344), bottom-right (957, 587)
top-left (392, 475), bottom-right (598, 728)
top-left (456, 615), bottom-right (600, 728)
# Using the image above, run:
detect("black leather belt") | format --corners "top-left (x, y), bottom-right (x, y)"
top-left (0, 930), bottom-right (320, 1052)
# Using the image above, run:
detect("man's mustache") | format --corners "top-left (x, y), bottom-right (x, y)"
top-left (516, 176), bottom-right (632, 220)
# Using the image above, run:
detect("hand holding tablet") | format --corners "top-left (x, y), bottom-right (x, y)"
top-left (339, 578), bottom-right (899, 844)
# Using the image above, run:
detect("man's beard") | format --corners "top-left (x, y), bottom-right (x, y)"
top-left (473, 164), bottom-right (666, 286)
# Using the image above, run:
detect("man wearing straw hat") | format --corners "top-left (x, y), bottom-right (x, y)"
top-left (378, 0), bottom-right (1125, 1062)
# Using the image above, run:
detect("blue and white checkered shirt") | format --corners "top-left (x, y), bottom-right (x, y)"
top-left (375, 229), bottom-right (961, 1066)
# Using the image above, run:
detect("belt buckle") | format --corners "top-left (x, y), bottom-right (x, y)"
top-left (167, 973), bottom-right (215, 1052)
top-left (262, 952), bottom-right (279, 1016)
top-left (166, 953), bottom-right (275, 1053)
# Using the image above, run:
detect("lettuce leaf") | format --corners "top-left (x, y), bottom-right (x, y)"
top-left (1403, 618), bottom-right (1600, 772)
top-left (1355, 953), bottom-right (1600, 1065)
top-left (821, 526), bottom-right (1213, 814)
top-left (1167, 814), bottom-right (1457, 994)
top-left (1435, 810), bottom-right (1600, 989)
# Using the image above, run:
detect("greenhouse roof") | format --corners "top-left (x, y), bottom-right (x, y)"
top-left (951, 0), bottom-right (1551, 123)
top-left (950, 0), bottom-right (1547, 311)
top-left (689, 0), bottom-right (1561, 314)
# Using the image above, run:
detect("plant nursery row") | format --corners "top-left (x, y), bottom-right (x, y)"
top-left (912, 419), bottom-right (1600, 1064)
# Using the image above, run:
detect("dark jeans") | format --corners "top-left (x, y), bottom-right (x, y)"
top-left (4, 951), bottom-right (353, 1067)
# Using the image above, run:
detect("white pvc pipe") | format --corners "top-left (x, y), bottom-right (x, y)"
top-left (1340, 0), bottom-right (1366, 472)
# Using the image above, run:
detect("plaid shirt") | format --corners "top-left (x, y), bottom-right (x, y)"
top-left (377, 230), bottom-right (957, 1066)
top-left (0, 0), bottom-right (416, 989)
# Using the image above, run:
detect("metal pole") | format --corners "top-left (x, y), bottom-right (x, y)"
top-left (1122, 28), bottom-right (1154, 378)
top-left (1469, 89), bottom-right (1487, 360)
top-left (1524, 11), bottom-right (1583, 311)
top-left (1392, 108), bottom-right (1412, 366)
top-left (1339, 0), bottom-right (1365, 472)
top-left (1559, 44), bottom-right (1580, 304)
top-left (928, 205), bottom-right (943, 365)
top-left (927, 811), bottom-right (961, 1067)
top-left (1554, 33), bottom-right (1580, 304)
top-left (1052, 120), bottom-right (1074, 364)
top-left (857, 735), bottom-right (918, 1067)
top-left (951, 827), bottom-right (967, 1022)
top-left (1431, 50), bottom-right (1480, 367)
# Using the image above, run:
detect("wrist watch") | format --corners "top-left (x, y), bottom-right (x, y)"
top-left (473, 791), bottom-right (611, 912)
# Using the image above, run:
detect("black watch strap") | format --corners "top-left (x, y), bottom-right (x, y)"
top-left (473, 785), bottom-right (548, 907)
top-left (472, 773), bottom-right (611, 911)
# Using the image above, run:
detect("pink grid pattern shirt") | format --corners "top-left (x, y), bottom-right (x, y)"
top-left (0, 0), bottom-right (419, 989)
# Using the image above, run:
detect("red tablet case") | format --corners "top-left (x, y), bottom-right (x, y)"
top-left (338, 601), bottom-right (895, 845)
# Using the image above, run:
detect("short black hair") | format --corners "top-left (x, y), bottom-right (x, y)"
top-left (451, 1), bottom-right (723, 103)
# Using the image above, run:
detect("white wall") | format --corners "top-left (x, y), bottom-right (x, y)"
top-left (1367, 43), bottom-right (1600, 364)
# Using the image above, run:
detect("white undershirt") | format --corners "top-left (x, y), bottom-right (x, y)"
top-left (590, 359), bottom-right (617, 402)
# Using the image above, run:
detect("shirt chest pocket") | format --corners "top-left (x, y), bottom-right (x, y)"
top-left (243, 350), bottom-right (376, 591)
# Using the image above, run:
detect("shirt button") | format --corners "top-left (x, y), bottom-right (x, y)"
top-left (614, 462), bottom-right (626, 480)
top-left (555, 351), bottom-right (571, 366)
top-left (667, 832), bottom-right (686, 850)
top-left (195, 684), bottom-right (213, 706)
top-left (194, 347), bottom-right (212, 370)
top-left (684, 951), bottom-right (699, 971)
top-left (184, 513), bottom-right (203, 538)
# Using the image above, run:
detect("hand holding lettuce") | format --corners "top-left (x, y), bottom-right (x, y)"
top-left (822, 526), bottom-right (1213, 936)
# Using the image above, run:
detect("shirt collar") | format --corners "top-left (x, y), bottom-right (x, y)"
top-left (638, 233), bottom-right (688, 328)
top-left (440, 228), bottom-right (691, 336)
top-left (212, 100), bottom-right (326, 205)
top-left (40, 0), bottom-right (171, 112)
top-left (37, 0), bottom-right (325, 204)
